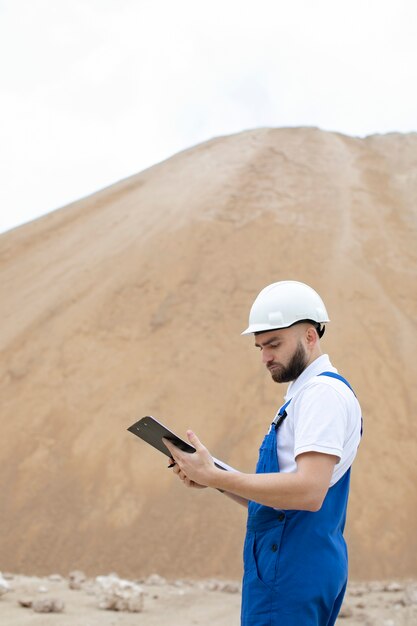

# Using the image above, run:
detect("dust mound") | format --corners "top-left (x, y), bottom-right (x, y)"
top-left (0, 127), bottom-right (416, 580)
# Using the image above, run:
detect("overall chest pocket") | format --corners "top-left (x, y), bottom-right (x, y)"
top-left (255, 431), bottom-right (276, 474)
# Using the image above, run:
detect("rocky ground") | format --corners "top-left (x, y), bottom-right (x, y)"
top-left (1, 572), bottom-right (417, 625)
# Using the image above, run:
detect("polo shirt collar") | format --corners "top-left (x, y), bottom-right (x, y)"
top-left (284, 354), bottom-right (336, 401)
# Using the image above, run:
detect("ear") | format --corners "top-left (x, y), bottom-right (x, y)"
top-left (305, 324), bottom-right (319, 347)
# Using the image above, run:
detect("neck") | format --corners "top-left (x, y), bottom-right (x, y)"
top-left (306, 347), bottom-right (323, 368)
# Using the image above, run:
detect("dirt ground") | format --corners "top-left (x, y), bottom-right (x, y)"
top-left (1, 572), bottom-right (417, 626)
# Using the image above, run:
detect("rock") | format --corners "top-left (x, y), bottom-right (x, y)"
top-left (145, 573), bottom-right (166, 586)
top-left (98, 594), bottom-right (144, 612)
top-left (68, 570), bottom-right (87, 590)
top-left (48, 574), bottom-right (63, 582)
top-left (95, 574), bottom-right (135, 591)
top-left (404, 583), bottom-right (417, 605)
top-left (199, 579), bottom-right (219, 591)
top-left (1, 572), bottom-right (14, 581)
top-left (198, 579), bottom-right (241, 593)
top-left (101, 591), bottom-right (144, 612)
top-left (0, 573), bottom-right (11, 596)
top-left (384, 581), bottom-right (404, 592)
top-left (32, 598), bottom-right (65, 613)
top-left (69, 579), bottom-right (83, 590)
top-left (18, 597), bottom-right (33, 608)
top-left (69, 569), bottom-right (87, 581)
top-left (127, 595), bottom-right (144, 612)
top-left (173, 579), bottom-right (193, 589)
top-left (96, 574), bottom-right (144, 613)
top-left (219, 581), bottom-right (241, 594)
top-left (37, 585), bottom-right (48, 593)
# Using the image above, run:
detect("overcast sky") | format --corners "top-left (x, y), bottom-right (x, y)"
top-left (1, 0), bottom-right (416, 234)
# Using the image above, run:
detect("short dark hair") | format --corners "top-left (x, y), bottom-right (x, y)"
top-left (301, 319), bottom-right (325, 338)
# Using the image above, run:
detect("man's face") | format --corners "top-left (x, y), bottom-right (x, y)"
top-left (254, 326), bottom-right (309, 383)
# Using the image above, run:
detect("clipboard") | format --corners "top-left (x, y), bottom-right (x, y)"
top-left (127, 416), bottom-right (234, 472)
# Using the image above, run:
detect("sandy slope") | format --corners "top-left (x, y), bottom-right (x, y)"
top-left (0, 128), bottom-right (416, 581)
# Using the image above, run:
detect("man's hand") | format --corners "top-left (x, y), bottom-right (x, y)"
top-left (163, 430), bottom-right (218, 488)
top-left (169, 459), bottom-right (207, 489)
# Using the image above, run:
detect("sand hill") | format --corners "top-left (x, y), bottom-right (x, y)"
top-left (0, 127), bottom-right (416, 581)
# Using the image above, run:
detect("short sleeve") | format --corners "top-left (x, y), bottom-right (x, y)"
top-left (291, 382), bottom-right (348, 462)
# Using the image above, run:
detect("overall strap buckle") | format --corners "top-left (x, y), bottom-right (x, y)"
top-left (271, 399), bottom-right (292, 430)
top-left (272, 410), bottom-right (287, 430)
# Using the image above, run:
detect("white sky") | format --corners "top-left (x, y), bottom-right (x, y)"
top-left (1, 0), bottom-right (416, 234)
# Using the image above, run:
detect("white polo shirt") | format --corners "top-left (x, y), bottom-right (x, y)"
top-left (275, 354), bottom-right (362, 486)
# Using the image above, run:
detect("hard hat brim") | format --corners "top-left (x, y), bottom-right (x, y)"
top-left (241, 319), bottom-right (330, 336)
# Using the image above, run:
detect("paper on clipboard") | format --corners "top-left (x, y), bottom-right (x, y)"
top-left (211, 456), bottom-right (237, 472)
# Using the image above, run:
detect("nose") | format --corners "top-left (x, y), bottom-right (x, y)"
top-left (262, 348), bottom-right (274, 365)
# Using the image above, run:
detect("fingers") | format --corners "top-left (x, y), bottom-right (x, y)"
top-left (162, 438), bottom-right (178, 459)
top-left (186, 430), bottom-right (204, 451)
top-left (185, 478), bottom-right (207, 489)
top-left (164, 432), bottom-right (212, 489)
top-left (169, 462), bottom-right (207, 489)
top-left (171, 463), bottom-right (187, 481)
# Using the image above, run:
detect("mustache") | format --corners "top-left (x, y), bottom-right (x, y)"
top-left (267, 362), bottom-right (282, 371)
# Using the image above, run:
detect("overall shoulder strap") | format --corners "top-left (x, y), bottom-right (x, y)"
top-left (317, 371), bottom-right (356, 396)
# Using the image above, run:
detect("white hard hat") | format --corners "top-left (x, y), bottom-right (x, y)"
top-left (241, 280), bottom-right (330, 335)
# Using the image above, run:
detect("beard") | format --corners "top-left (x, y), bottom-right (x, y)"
top-left (269, 341), bottom-right (309, 383)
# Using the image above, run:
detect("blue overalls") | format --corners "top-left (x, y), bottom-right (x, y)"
top-left (241, 372), bottom-right (358, 626)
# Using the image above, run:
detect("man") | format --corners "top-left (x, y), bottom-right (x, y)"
top-left (164, 280), bottom-right (362, 626)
